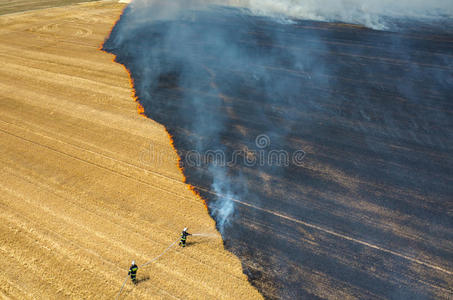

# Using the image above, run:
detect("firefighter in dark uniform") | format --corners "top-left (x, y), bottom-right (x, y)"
top-left (128, 260), bottom-right (138, 284)
top-left (179, 227), bottom-right (191, 247)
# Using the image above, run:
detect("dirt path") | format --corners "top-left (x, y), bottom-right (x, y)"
top-left (0, 2), bottom-right (262, 299)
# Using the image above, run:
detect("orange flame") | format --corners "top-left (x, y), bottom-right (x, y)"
top-left (100, 5), bottom-right (207, 210)
top-left (98, 4), bottom-right (146, 118)
top-left (166, 131), bottom-right (209, 210)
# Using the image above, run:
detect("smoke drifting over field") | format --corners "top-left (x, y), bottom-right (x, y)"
top-left (240, 0), bottom-right (453, 29)
top-left (124, 0), bottom-right (453, 29)
top-left (103, 1), bottom-right (453, 298)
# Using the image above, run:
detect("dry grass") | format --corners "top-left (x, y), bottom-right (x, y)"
top-left (0, 0), bottom-right (100, 15)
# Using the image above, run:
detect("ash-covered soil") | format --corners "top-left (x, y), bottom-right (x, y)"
top-left (104, 4), bottom-right (453, 299)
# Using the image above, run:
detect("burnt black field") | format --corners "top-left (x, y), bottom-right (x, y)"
top-left (103, 4), bottom-right (453, 299)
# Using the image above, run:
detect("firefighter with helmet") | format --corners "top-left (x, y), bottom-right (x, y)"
top-left (128, 260), bottom-right (138, 284)
top-left (179, 227), bottom-right (191, 247)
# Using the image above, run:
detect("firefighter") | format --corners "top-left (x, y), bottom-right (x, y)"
top-left (179, 227), bottom-right (191, 247)
top-left (128, 260), bottom-right (138, 284)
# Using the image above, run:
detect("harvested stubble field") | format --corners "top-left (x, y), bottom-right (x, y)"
top-left (0, 1), bottom-right (262, 299)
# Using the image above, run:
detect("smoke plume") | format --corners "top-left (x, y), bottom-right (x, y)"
top-left (106, 0), bottom-right (453, 235)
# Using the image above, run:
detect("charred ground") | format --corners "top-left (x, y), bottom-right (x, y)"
top-left (103, 5), bottom-right (453, 299)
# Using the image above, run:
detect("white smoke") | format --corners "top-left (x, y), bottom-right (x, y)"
top-left (115, 0), bottom-right (452, 235)
top-left (209, 167), bottom-right (236, 234)
top-left (241, 0), bottom-right (453, 29)
top-left (128, 0), bottom-right (453, 29)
